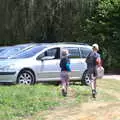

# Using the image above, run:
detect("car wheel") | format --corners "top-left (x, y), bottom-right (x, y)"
top-left (81, 70), bottom-right (91, 85)
top-left (17, 70), bottom-right (35, 85)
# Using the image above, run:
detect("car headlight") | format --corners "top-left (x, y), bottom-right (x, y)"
top-left (0, 64), bottom-right (16, 72)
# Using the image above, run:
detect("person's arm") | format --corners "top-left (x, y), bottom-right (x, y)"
top-left (60, 59), bottom-right (62, 68)
top-left (86, 52), bottom-right (91, 64)
top-left (96, 54), bottom-right (101, 67)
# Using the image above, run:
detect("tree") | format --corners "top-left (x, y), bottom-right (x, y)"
top-left (85, 0), bottom-right (120, 72)
top-left (0, 0), bottom-right (97, 45)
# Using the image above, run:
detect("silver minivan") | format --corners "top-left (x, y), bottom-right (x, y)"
top-left (0, 43), bottom-right (92, 85)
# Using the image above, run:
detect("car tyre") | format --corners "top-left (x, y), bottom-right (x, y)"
top-left (81, 70), bottom-right (90, 86)
top-left (17, 70), bottom-right (35, 85)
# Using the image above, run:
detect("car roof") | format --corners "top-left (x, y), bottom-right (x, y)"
top-left (36, 42), bottom-right (92, 49)
top-left (7, 42), bottom-right (92, 59)
top-left (34, 42), bottom-right (90, 46)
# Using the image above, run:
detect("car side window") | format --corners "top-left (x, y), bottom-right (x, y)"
top-left (80, 47), bottom-right (92, 58)
top-left (37, 48), bottom-right (60, 60)
top-left (64, 47), bottom-right (80, 58)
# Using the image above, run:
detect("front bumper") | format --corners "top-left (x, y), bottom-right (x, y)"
top-left (0, 72), bottom-right (17, 83)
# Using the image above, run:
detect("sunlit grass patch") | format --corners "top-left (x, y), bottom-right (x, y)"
top-left (0, 84), bottom-right (61, 120)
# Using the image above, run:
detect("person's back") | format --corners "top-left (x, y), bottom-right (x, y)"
top-left (86, 43), bottom-right (101, 98)
top-left (60, 57), bottom-right (71, 72)
top-left (86, 51), bottom-right (100, 68)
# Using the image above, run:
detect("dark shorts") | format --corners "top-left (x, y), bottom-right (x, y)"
top-left (87, 67), bottom-right (97, 77)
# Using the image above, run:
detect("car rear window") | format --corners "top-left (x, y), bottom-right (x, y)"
top-left (80, 47), bottom-right (92, 58)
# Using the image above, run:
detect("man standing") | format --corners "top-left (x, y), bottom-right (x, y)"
top-left (86, 43), bottom-right (101, 98)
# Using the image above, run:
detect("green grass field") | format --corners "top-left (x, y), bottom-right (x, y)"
top-left (0, 79), bottom-right (120, 120)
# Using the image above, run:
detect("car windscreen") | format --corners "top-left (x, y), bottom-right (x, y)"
top-left (0, 46), bottom-right (27, 58)
top-left (11, 45), bottom-right (46, 59)
top-left (0, 44), bottom-right (37, 59)
top-left (0, 48), bottom-right (6, 52)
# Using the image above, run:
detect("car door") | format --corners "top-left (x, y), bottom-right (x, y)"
top-left (63, 47), bottom-right (82, 80)
top-left (79, 46), bottom-right (93, 76)
top-left (36, 47), bottom-right (61, 81)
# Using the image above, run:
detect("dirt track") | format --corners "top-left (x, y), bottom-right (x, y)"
top-left (25, 88), bottom-right (120, 120)
top-left (24, 76), bottom-right (120, 120)
top-left (43, 102), bottom-right (120, 120)
top-left (41, 85), bottom-right (120, 120)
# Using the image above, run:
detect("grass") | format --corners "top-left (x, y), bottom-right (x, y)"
top-left (0, 84), bottom-right (62, 120)
top-left (0, 79), bottom-right (120, 120)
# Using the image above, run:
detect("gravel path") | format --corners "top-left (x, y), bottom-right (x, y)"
top-left (103, 75), bottom-right (120, 80)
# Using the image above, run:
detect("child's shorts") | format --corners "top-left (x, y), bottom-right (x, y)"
top-left (60, 71), bottom-right (69, 80)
